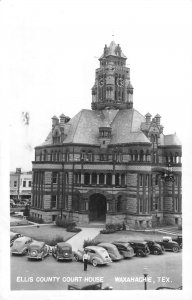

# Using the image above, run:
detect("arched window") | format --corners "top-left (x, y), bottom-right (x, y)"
top-left (121, 173), bottom-right (126, 186)
top-left (106, 173), bottom-right (112, 186)
top-left (84, 173), bottom-right (90, 185)
top-left (116, 195), bottom-right (123, 212)
top-left (92, 173), bottom-right (97, 185)
top-left (134, 150), bottom-right (138, 161)
top-left (140, 150), bottom-right (144, 162)
top-left (115, 173), bottom-right (120, 186)
top-left (99, 173), bottom-right (104, 185)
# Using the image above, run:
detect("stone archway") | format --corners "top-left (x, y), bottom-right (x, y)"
top-left (89, 193), bottom-right (107, 222)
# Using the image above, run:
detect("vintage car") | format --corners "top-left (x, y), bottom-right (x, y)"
top-left (172, 236), bottom-right (182, 248)
top-left (11, 236), bottom-right (33, 255)
top-left (128, 240), bottom-right (150, 257)
top-left (97, 242), bottom-right (123, 261)
top-left (52, 242), bottom-right (73, 261)
top-left (73, 246), bottom-right (112, 267)
top-left (27, 241), bottom-right (50, 260)
top-left (10, 232), bottom-right (22, 247)
top-left (144, 240), bottom-right (164, 255)
top-left (112, 241), bottom-right (135, 258)
top-left (155, 236), bottom-right (180, 253)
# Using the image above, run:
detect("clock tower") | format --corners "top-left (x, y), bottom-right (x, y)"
top-left (91, 40), bottom-right (133, 110)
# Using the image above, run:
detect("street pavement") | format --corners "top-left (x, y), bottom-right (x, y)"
top-left (11, 251), bottom-right (182, 290)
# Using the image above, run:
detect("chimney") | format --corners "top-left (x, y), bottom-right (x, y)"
top-left (60, 114), bottom-right (66, 127)
top-left (145, 113), bottom-right (152, 125)
top-left (51, 116), bottom-right (59, 130)
top-left (155, 114), bottom-right (161, 126)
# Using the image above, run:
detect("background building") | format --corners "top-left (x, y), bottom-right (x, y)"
top-left (10, 168), bottom-right (32, 202)
top-left (31, 41), bottom-right (182, 228)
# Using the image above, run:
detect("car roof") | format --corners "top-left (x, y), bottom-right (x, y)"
top-left (113, 241), bottom-right (128, 244)
top-left (14, 236), bottom-right (31, 242)
top-left (85, 246), bottom-right (106, 251)
top-left (10, 232), bottom-right (19, 236)
top-left (30, 241), bottom-right (45, 247)
top-left (57, 242), bottom-right (71, 247)
top-left (129, 240), bottom-right (147, 243)
top-left (98, 242), bottom-right (116, 248)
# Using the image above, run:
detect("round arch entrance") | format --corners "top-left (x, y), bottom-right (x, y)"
top-left (89, 193), bottom-right (107, 222)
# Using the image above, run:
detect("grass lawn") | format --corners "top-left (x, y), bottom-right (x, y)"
top-left (94, 230), bottom-right (176, 243)
top-left (10, 225), bottom-right (77, 243)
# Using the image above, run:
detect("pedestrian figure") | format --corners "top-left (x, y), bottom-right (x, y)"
top-left (83, 249), bottom-right (89, 271)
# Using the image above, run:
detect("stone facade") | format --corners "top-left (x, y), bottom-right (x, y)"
top-left (31, 41), bottom-right (182, 228)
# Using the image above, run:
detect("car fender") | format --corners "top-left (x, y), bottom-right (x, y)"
top-left (92, 256), bottom-right (102, 264)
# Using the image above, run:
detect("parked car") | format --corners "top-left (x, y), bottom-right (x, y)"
top-left (172, 236), bottom-right (182, 248)
top-left (112, 241), bottom-right (135, 258)
top-left (52, 242), bottom-right (73, 261)
top-left (73, 246), bottom-right (112, 267)
top-left (97, 242), bottom-right (123, 261)
top-left (10, 199), bottom-right (16, 208)
top-left (10, 232), bottom-right (22, 247)
top-left (155, 236), bottom-right (180, 253)
top-left (27, 241), bottom-right (50, 260)
top-left (128, 241), bottom-right (150, 257)
top-left (144, 240), bottom-right (164, 255)
top-left (11, 236), bottom-right (33, 255)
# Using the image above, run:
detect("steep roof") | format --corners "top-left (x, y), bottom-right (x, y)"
top-left (100, 40), bottom-right (127, 59)
top-left (39, 108), bottom-right (151, 147)
top-left (163, 134), bottom-right (182, 146)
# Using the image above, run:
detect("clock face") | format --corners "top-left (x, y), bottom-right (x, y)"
top-left (117, 78), bottom-right (124, 87)
top-left (99, 78), bottom-right (104, 87)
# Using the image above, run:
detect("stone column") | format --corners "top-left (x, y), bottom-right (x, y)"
top-left (112, 174), bottom-right (115, 185)
top-left (97, 174), bottom-right (99, 185)
top-left (81, 174), bottom-right (84, 184)
top-left (104, 174), bottom-right (107, 185)
top-left (89, 174), bottom-right (92, 185)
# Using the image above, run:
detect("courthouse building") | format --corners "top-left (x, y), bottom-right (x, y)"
top-left (31, 41), bottom-right (182, 228)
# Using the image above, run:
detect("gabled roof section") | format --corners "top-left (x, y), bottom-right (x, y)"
top-left (38, 108), bottom-right (152, 147)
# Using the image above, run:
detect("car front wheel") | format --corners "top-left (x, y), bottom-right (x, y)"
top-left (136, 250), bottom-right (144, 257)
top-left (153, 249), bottom-right (160, 255)
top-left (172, 247), bottom-right (179, 253)
top-left (92, 259), bottom-right (98, 267)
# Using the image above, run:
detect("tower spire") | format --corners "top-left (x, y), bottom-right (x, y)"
top-left (91, 41), bottom-right (133, 110)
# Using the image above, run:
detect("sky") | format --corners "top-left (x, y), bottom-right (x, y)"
top-left (0, 0), bottom-right (191, 172)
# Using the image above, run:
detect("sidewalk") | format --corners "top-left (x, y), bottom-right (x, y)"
top-left (67, 227), bottom-right (101, 251)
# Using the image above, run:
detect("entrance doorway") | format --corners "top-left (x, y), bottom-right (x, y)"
top-left (89, 193), bottom-right (106, 222)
